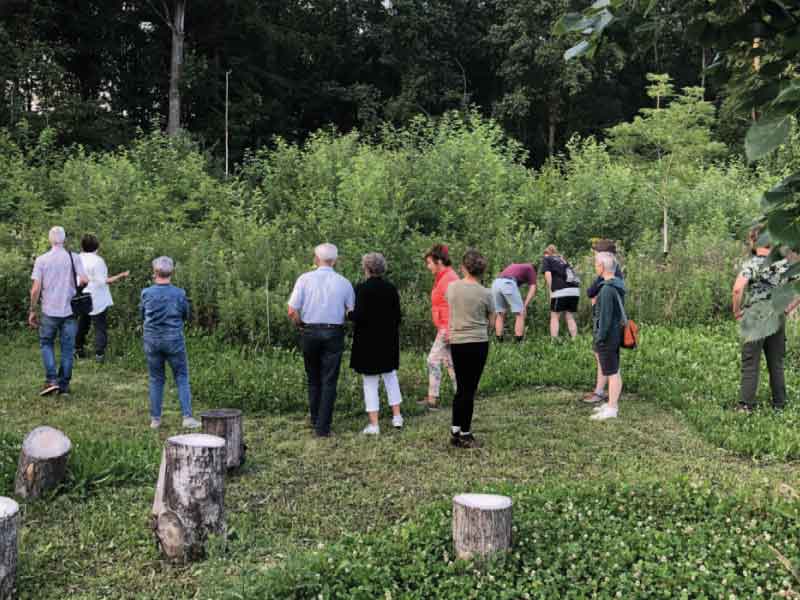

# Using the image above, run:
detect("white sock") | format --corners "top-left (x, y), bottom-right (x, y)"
top-left (451, 426), bottom-right (461, 435)
top-left (460, 430), bottom-right (471, 436)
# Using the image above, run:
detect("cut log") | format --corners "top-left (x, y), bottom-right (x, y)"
top-left (200, 409), bottom-right (245, 470)
top-left (152, 434), bottom-right (226, 563)
top-left (14, 426), bottom-right (72, 499)
top-left (452, 493), bottom-right (513, 560)
top-left (0, 497), bottom-right (19, 600)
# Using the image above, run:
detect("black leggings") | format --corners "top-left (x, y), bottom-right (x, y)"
top-left (450, 341), bottom-right (489, 433)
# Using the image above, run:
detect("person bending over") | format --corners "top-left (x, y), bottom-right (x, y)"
top-left (491, 262), bottom-right (537, 343)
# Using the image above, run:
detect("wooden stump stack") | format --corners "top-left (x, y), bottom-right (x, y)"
top-left (152, 434), bottom-right (226, 563)
top-left (452, 493), bottom-right (513, 560)
top-left (0, 497), bottom-right (19, 600)
top-left (14, 426), bottom-right (71, 499)
top-left (200, 409), bottom-right (245, 470)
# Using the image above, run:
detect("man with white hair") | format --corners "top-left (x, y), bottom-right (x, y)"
top-left (589, 251), bottom-right (626, 421)
top-left (288, 243), bottom-right (355, 438)
top-left (29, 226), bottom-right (89, 396)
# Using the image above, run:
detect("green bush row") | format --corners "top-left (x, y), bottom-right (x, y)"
top-left (227, 480), bottom-right (800, 599)
top-left (0, 114), bottom-right (765, 343)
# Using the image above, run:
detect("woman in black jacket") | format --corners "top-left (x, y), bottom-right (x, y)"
top-left (350, 252), bottom-right (404, 435)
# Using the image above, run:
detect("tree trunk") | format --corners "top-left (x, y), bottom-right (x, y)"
top-left (152, 434), bottom-right (226, 563)
top-left (14, 427), bottom-right (72, 499)
top-left (201, 409), bottom-right (245, 470)
top-left (0, 497), bottom-right (19, 600)
top-left (452, 493), bottom-right (512, 560)
top-left (167, 0), bottom-right (186, 136)
top-left (547, 93), bottom-right (560, 157)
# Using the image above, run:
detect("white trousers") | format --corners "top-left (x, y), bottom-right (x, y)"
top-left (362, 370), bottom-right (403, 413)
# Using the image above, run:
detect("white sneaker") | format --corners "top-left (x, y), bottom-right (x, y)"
top-left (150, 418), bottom-right (161, 430)
top-left (362, 424), bottom-right (380, 435)
top-left (182, 416), bottom-right (201, 429)
top-left (392, 415), bottom-right (404, 429)
top-left (592, 402), bottom-right (609, 413)
top-left (590, 405), bottom-right (618, 421)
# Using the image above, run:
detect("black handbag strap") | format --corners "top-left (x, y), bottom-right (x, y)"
top-left (66, 247), bottom-right (81, 293)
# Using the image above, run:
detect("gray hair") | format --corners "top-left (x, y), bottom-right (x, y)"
top-left (152, 256), bottom-right (174, 277)
top-left (48, 226), bottom-right (66, 246)
top-left (315, 243), bottom-right (338, 263)
top-left (362, 252), bottom-right (386, 276)
top-left (595, 251), bottom-right (616, 273)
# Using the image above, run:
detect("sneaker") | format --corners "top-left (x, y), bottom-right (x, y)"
top-left (58, 387), bottom-right (70, 397)
top-left (95, 354), bottom-right (105, 364)
top-left (450, 432), bottom-right (463, 447)
top-left (734, 404), bottom-right (753, 414)
top-left (426, 400), bottom-right (440, 411)
top-left (182, 416), bottom-right (201, 429)
top-left (590, 405), bottom-right (619, 421)
top-left (150, 418), bottom-right (161, 430)
top-left (39, 382), bottom-right (60, 396)
top-left (362, 424), bottom-right (380, 435)
top-left (392, 415), bottom-right (404, 429)
top-left (592, 402), bottom-right (608, 413)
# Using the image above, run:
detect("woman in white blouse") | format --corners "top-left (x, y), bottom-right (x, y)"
top-left (75, 234), bottom-right (129, 361)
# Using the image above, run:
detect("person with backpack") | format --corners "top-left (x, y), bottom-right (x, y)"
top-left (590, 251), bottom-right (626, 421)
top-left (584, 239), bottom-right (625, 405)
top-left (542, 245), bottom-right (580, 339)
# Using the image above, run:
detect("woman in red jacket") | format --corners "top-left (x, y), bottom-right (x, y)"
top-left (419, 244), bottom-right (458, 410)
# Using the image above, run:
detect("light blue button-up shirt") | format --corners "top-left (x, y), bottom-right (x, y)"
top-left (288, 266), bottom-right (355, 325)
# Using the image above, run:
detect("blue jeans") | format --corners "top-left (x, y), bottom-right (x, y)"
top-left (39, 315), bottom-right (78, 390)
top-left (301, 327), bottom-right (345, 436)
top-left (144, 337), bottom-right (193, 418)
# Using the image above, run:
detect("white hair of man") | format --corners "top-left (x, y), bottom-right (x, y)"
top-left (48, 226), bottom-right (66, 246)
top-left (152, 256), bottom-right (175, 278)
top-left (315, 243), bottom-right (338, 264)
top-left (596, 251), bottom-right (617, 273)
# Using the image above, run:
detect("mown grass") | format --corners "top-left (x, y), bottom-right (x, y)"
top-left (1, 327), bottom-right (800, 598)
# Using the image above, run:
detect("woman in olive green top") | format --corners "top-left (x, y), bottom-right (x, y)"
top-left (446, 249), bottom-right (494, 448)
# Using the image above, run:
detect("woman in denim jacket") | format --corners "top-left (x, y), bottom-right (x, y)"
top-left (140, 256), bottom-right (200, 430)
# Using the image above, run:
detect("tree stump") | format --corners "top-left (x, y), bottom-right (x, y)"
top-left (452, 493), bottom-right (513, 560)
top-left (152, 434), bottom-right (226, 563)
top-left (200, 409), bottom-right (245, 470)
top-left (14, 426), bottom-right (72, 499)
top-left (0, 497), bottom-right (19, 600)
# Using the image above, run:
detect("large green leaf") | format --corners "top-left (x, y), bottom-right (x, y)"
top-left (552, 13), bottom-right (595, 35)
top-left (771, 281), bottom-right (800, 313)
top-left (564, 40), bottom-right (592, 61)
top-left (745, 115), bottom-right (791, 161)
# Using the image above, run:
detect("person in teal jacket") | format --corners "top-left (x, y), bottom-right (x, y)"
top-left (590, 251), bottom-right (626, 421)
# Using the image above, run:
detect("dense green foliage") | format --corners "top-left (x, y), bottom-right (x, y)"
top-left (241, 481), bottom-right (800, 598)
top-left (0, 1), bottom-right (715, 163)
top-left (0, 108), bottom-right (771, 346)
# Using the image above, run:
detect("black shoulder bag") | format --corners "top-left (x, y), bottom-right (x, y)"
top-left (68, 251), bottom-right (93, 317)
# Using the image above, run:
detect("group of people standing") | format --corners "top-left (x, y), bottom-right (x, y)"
top-left (287, 239), bottom-right (629, 447)
top-left (28, 227), bottom-right (200, 429)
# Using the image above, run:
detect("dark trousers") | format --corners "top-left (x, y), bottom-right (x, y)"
top-left (740, 323), bottom-right (786, 409)
top-left (451, 341), bottom-right (489, 433)
top-left (76, 309), bottom-right (108, 357)
top-left (301, 327), bottom-right (345, 436)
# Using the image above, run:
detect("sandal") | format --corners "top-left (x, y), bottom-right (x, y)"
top-left (582, 392), bottom-right (606, 404)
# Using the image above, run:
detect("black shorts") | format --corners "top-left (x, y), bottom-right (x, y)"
top-left (595, 343), bottom-right (621, 376)
top-left (550, 296), bottom-right (579, 313)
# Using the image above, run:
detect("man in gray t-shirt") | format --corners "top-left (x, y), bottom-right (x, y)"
top-left (29, 226), bottom-right (88, 396)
